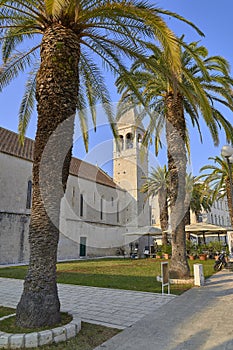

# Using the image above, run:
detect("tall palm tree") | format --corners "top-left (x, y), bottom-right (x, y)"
top-left (0, 0), bottom-right (195, 328)
top-left (199, 156), bottom-right (233, 227)
top-left (141, 165), bottom-right (169, 245)
top-left (117, 40), bottom-right (233, 278)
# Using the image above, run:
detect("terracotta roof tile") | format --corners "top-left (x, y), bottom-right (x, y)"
top-left (0, 127), bottom-right (34, 161)
top-left (69, 158), bottom-right (117, 188)
top-left (0, 127), bottom-right (118, 189)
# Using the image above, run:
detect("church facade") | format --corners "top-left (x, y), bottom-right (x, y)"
top-left (0, 109), bottom-right (150, 264)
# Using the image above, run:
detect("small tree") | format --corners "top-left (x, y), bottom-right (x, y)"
top-left (199, 156), bottom-right (233, 227)
top-left (141, 165), bottom-right (169, 245)
top-left (184, 174), bottom-right (213, 227)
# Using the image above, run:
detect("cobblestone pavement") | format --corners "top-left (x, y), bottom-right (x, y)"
top-left (0, 278), bottom-right (175, 329)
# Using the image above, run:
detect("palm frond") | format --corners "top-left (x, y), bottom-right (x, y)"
top-left (0, 47), bottom-right (39, 90)
top-left (18, 64), bottom-right (38, 143)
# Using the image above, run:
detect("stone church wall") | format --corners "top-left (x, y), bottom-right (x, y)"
top-left (0, 212), bottom-right (30, 264)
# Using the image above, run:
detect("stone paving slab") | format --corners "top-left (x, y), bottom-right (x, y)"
top-left (94, 270), bottom-right (233, 350)
top-left (0, 278), bottom-right (175, 329)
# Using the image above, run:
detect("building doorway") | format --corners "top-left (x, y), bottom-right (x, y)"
top-left (80, 237), bottom-right (87, 257)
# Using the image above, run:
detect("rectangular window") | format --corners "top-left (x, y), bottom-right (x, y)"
top-left (100, 197), bottom-right (103, 220)
top-left (80, 194), bottom-right (84, 217)
top-left (117, 201), bottom-right (119, 223)
top-left (72, 187), bottom-right (75, 207)
top-left (26, 180), bottom-right (32, 209)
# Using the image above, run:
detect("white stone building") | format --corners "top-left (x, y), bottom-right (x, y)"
top-left (0, 109), bottom-right (150, 264)
top-left (205, 198), bottom-right (231, 228)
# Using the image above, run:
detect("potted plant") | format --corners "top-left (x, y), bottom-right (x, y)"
top-left (197, 245), bottom-right (207, 261)
top-left (161, 244), bottom-right (172, 259)
top-left (186, 241), bottom-right (197, 260)
top-left (155, 245), bottom-right (163, 259)
top-left (211, 241), bottom-right (224, 260)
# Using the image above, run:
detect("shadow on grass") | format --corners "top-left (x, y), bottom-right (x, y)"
top-left (57, 272), bottom-right (161, 292)
top-left (56, 272), bottom-right (190, 295)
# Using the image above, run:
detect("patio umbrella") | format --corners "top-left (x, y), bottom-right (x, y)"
top-left (185, 223), bottom-right (227, 233)
top-left (185, 223), bottom-right (227, 244)
top-left (124, 226), bottom-right (162, 236)
top-left (123, 226), bottom-right (162, 253)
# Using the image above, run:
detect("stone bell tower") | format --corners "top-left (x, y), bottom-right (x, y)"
top-left (113, 108), bottom-right (149, 227)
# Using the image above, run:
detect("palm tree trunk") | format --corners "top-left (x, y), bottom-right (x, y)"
top-left (184, 191), bottom-right (191, 226)
top-left (158, 189), bottom-right (169, 245)
top-left (165, 92), bottom-right (190, 279)
top-left (184, 208), bottom-right (191, 226)
top-left (184, 204), bottom-right (191, 241)
top-left (16, 24), bottom-right (80, 328)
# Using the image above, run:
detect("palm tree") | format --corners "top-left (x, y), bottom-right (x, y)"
top-left (199, 156), bottom-right (233, 227)
top-left (117, 40), bottom-right (233, 278)
top-left (141, 165), bottom-right (169, 245)
top-left (184, 174), bottom-right (212, 226)
top-left (0, 0), bottom-right (197, 329)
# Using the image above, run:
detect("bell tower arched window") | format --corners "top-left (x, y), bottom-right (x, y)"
top-left (126, 133), bottom-right (133, 149)
top-left (119, 135), bottom-right (124, 151)
top-left (137, 134), bottom-right (142, 143)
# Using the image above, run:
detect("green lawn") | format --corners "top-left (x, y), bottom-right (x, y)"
top-left (0, 258), bottom-right (216, 295)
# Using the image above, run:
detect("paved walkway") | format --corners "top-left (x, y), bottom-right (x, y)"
top-left (1, 271), bottom-right (233, 350)
top-left (0, 278), bottom-right (175, 329)
top-left (94, 270), bottom-right (233, 350)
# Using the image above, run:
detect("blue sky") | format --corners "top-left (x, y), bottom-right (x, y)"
top-left (0, 0), bottom-right (233, 176)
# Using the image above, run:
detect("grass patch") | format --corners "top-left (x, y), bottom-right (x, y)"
top-left (0, 258), bottom-right (216, 295)
top-left (55, 322), bottom-right (120, 350)
top-left (0, 312), bottom-right (72, 333)
top-left (0, 309), bottom-right (120, 350)
top-left (0, 306), bottom-right (15, 317)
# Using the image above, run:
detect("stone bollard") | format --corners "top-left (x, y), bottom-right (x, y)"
top-left (194, 263), bottom-right (205, 286)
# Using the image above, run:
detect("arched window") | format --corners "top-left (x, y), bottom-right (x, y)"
top-left (137, 134), bottom-right (142, 144)
top-left (126, 133), bottom-right (133, 149)
top-left (26, 180), bottom-right (32, 209)
top-left (211, 214), bottom-right (213, 224)
top-left (119, 135), bottom-right (124, 151)
top-left (215, 215), bottom-right (217, 225)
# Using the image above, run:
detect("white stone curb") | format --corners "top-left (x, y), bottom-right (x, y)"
top-left (0, 312), bottom-right (81, 348)
top-left (156, 275), bottom-right (194, 284)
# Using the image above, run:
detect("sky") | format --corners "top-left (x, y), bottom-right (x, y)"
top-left (0, 0), bottom-right (233, 176)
